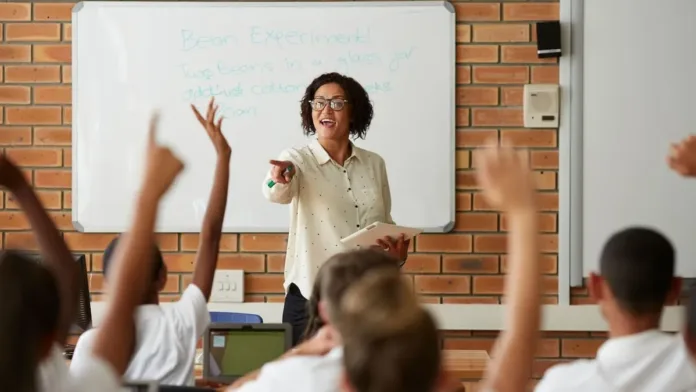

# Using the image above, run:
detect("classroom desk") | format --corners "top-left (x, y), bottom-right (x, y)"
top-left (194, 349), bottom-right (490, 387)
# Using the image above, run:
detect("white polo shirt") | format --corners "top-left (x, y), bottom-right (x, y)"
top-left (231, 347), bottom-right (343, 392)
top-left (263, 139), bottom-right (394, 298)
top-left (38, 344), bottom-right (120, 392)
top-left (535, 330), bottom-right (696, 391)
top-left (71, 284), bottom-right (210, 386)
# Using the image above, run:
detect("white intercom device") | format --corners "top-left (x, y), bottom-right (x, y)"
top-left (523, 84), bottom-right (559, 128)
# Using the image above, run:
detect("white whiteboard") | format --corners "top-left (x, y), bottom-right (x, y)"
top-left (72, 1), bottom-right (455, 233)
top-left (581, 0), bottom-right (696, 276)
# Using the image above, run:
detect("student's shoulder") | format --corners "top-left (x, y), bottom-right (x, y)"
top-left (535, 359), bottom-right (597, 391)
top-left (261, 354), bottom-right (342, 386)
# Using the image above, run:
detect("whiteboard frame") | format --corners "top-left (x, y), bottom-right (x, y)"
top-left (71, 1), bottom-right (456, 234)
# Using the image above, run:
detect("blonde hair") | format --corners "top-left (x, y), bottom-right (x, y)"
top-left (301, 249), bottom-right (401, 341)
top-left (339, 269), bottom-right (441, 392)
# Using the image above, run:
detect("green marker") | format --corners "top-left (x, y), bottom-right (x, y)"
top-left (267, 165), bottom-right (293, 188)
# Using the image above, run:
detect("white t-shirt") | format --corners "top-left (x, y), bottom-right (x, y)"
top-left (71, 284), bottom-right (210, 386)
top-left (535, 330), bottom-right (696, 392)
top-left (263, 139), bottom-right (394, 298)
top-left (231, 347), bottom-right (344, 392)
top-left (38, 343), bottom-right (121, 392)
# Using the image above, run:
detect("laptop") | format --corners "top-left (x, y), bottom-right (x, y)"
top-left (202, 323), bottom-right (292, 384)
top-left (120, 381), bottom-right (157, 392)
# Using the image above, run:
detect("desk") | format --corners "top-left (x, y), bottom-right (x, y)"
top-left (195, 349), bottom-right (490, 387)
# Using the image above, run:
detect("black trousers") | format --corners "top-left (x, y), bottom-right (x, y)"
top-left (282, 283), bottom-right (308, 347)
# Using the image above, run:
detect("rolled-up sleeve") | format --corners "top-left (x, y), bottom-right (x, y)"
top-left (262, 149), bottom-right (302, 205)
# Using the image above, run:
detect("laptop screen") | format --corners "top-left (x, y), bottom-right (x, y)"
top-left (207, 327), bottom-right (287, 377)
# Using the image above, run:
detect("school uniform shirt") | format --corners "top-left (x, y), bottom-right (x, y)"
top-left (231, 346), bottom-right (344, 392)
top-left (534, 330), bottom-right (696, 392)
top-left (70, 284), bottom-right (210, 386)
top-left (263, 139), bottom-right (394, 298)
top-left (38, 343), bottom-right (121, 392)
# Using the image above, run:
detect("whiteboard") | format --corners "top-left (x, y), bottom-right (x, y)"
top-left (72, 1), bottom-right (455, 233)
top-left (581, 0), bottom-right (696, 276)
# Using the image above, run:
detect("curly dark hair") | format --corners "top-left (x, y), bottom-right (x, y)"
top-left (300, 72), bottom-right (374, 140)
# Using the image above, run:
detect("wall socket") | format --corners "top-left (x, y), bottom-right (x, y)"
top-left (209, 269), bottom-right (244, 303)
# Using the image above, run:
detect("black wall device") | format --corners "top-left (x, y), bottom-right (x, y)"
top-left (536, 21), bottom-right (561, 58)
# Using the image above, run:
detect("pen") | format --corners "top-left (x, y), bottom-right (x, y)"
top-left (267, 165), bottom-right (293, 188)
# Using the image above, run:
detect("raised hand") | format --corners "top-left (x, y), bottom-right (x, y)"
top-left (667, 135), bottom-right (696, 177)
top-left (269, 160), bottom-right (295, 184)
top-left (0, 154), bottom-right (27, 191)
top-left (192, 97), bottom-right (231, 158)
top-left (475, 141), bottom-right (536, 212)
top-left (143, 112), bottom-right (185, 199)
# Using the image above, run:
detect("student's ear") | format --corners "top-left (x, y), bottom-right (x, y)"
top-left (318, 300), bottom-right (330, 324)
top-left (588, 272), bottom-right (604, 302)
top-left (339, 370), bottom-right (356, 392)
top-left (666, 277), bottom-right (683, 305)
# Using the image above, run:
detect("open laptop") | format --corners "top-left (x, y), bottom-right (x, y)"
top-left (120, 381), bottom-right (157, 392)
top-left (202, 323), bottom-right (292, 384)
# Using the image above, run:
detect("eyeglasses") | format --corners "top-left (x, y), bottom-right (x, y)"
top-left (309, 98), bottom-right (348, 111)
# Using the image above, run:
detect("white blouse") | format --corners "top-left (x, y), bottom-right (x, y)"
top-left (262, 139), bottom-right (393, 298)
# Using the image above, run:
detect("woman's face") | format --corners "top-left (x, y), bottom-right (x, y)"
top-left (311, 82), bottom-right (351, 141)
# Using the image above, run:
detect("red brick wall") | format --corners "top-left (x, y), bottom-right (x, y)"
top-left (0, 0), bottom-right (605, 385)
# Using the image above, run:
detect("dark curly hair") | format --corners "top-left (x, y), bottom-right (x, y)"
top-left (300, 72), bottom-right (374, 140)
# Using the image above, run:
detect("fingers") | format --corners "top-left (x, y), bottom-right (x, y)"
top-left (190, 104), bottom-right (205, 126)
top-left (206, 97), bottom-right (215, 123)
top-left (215, 117), bottom-right (223, 132)
top-left (269, 160), bottom-right (290, 168)
top-left (148, 111), bottom-right (160, 146)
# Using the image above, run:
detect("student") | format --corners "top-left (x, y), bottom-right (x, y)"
top-left (0, 114), bottom-right (185, 391)
top-left (469, 143), bottom-right (543, 392)
top-left (226, 249), bottom-right (406, 391)
top-left (534, 227), bottom-right (693, 391)
top-left (71, 98), bottom-right (231, 386)
top-left (338, 269), bottom-right (441, 392)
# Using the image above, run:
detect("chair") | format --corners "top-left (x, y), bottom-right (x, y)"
top-left (209, 312), bottom-right (263, 323)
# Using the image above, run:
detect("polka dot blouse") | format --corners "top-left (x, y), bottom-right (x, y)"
top-left (262, 139), bottom-right (394, 298)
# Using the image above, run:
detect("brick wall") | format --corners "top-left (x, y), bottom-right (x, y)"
top-left (0, 0), bottom-right (607, 387)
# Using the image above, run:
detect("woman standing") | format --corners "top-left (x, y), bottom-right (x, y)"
top-left (262, 72), bottom-right (408, 346)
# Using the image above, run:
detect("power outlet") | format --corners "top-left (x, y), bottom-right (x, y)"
top-left (210, 269), bottom-right (244, 303)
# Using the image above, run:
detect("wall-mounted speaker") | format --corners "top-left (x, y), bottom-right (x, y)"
top-left (536, 21), bottom-right (561, 58)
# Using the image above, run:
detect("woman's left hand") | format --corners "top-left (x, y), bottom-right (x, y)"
top-left (376, 234), bottom-right (409, 262)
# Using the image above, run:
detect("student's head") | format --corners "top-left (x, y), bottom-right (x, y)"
top-left (302, 249), bottom-right (401, 341)
top-left (0, 251), bottom-right (60, 392)
top-left (338, 269), bottom-right (441, 392)
top-left (300, 72), bottom-right (374, 142)
top-left (103, 235), bottom-right (166, 302)
top-left (589, 227), bottom-right (680, 327)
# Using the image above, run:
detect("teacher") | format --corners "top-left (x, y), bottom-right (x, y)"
top-left (262, 72), bottom-right (409, 346)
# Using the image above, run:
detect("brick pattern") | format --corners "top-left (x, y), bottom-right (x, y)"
top-left (1, 0), bottom-right (607, 384)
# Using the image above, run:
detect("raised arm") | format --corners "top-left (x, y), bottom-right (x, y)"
top-left (90, 115), bottom-right (184, 375)
top-left (476, 144), bottom-right (541, 392)
top-left (0, 156), bottom-right (77, 344)
top-left (262, 149), bottom-right (300, 204)
top-left (190, 99), bottom-right (231, 300)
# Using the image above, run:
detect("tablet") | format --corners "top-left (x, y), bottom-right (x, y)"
top-left (340, 222), bottom-right (423, 248)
